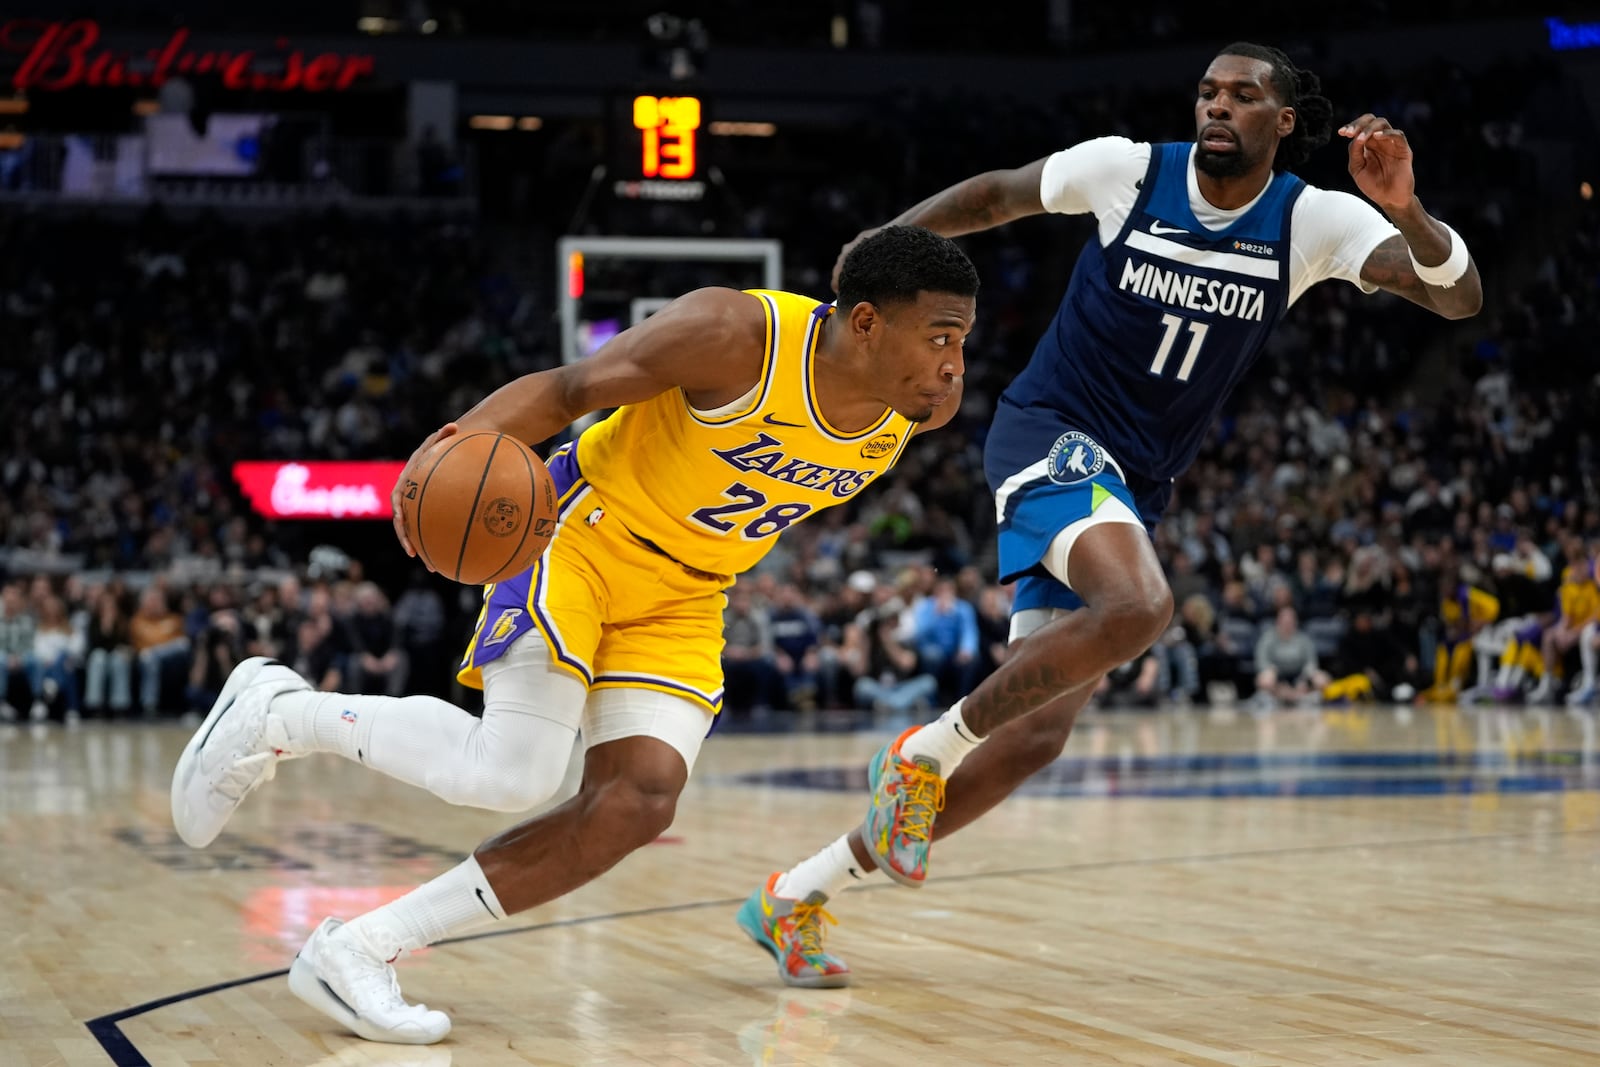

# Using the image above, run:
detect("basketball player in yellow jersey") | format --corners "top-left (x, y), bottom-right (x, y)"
top-left (168, 225), bottom-right (978, 1044)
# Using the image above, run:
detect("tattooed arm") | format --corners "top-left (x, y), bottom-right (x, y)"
top-left (1343, 113), bottom-right (1483, 320)
top-left (882, 159), bottom-right (1049, 237)
top-left (1358, 216), bottom-right (1483, 320)
top-left (830, 159), bottom-right (1048, 290)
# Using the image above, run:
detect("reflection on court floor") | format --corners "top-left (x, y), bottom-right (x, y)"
top-left (6, 705), bottom-right (1600, 1067)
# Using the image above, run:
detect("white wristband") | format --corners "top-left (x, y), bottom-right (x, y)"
top-left (1408, 223), bottom-right (1469, 288)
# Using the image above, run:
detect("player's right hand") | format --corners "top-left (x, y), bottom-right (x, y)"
top-left (392, 422), bottom-right (459, 562)
top-left (830, 227), bottom-right (882, 293)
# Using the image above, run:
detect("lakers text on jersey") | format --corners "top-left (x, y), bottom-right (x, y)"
top-left (459, 289), bottom-right (916, 711)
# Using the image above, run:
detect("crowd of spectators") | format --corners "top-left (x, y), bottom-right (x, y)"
top-left (2, 48), bottom-right (1596, 723)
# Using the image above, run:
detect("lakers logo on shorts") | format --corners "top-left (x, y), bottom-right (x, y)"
top-left (1047, 431), bottom-right (1106, 485)
top-left (483, 607), bottom-right (524, 647)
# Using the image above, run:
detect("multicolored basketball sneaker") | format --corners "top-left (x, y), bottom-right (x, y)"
top-left (736, 873), bottom-right (851, 988)
top-left (861, 726), bottom-right (946, 887)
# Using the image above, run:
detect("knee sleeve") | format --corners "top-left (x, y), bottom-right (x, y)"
top-left (426, 639), bottom-right (588, 812)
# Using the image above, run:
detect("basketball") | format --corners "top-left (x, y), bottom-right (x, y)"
top-left (399, 431), bottom-right (559, 585)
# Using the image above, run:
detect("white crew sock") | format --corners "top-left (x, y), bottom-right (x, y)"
top-left (1475, 653), bottom-right (1493, 689)
top-left (343, 855), bottom-right (507, 957)
top-left (774, 835), bottom-right (883, 901)
top-left (898, 699), bottom-right (984, 775)
top-left (1580, 624), bottom-right (1598, 689)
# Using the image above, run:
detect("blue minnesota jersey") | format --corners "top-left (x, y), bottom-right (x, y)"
top-left (996, 142), bottom-right (1305, 482)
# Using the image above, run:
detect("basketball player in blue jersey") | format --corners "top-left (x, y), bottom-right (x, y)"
top-left (168, 226), bottom-right (977, 1043)
top-left (739, 42), bottom-right (1482, 987)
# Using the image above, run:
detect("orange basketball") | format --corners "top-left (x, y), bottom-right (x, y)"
top-left (398, 431), bottom-right (559, 585)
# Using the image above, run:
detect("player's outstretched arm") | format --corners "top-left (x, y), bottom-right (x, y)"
top-left (831, 159), bottom-right (1048, 290)
top-left (389, 288), bottom-right (764, 556)
top-left (1342, 113), bottom-right (1482, 320)
top-left (456, 286), bottom-right (764, 444)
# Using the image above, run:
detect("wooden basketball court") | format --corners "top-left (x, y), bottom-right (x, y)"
top-left (6, 704), bottom-right (1600, 1066)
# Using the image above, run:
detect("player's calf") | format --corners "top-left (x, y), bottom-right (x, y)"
top-left (581, 775), bottom-right (680, 851)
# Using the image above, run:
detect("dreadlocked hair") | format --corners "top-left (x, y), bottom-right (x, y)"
top-left (1217, 41), bottom-right (1333, 173)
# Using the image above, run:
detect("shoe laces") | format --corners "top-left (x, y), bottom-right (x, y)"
top-left (891, 758), bottom-right (945, 844)
top-left (786, 899), bottom-right (837, 960)
top-left (335, 927), bottom-right (411, 1012)
top-left (217, 751), bottom-right (278, 803)
top-left (215, 708), bottom-right (292, 803)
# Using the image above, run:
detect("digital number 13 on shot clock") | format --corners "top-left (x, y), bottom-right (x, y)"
top-left (633, 95), bottom-right (700, 180)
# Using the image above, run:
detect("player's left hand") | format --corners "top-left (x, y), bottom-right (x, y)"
top-left (392, 422), bottom-right (459, 564)
top-left (1340, 113), bottom-right (1414, 213)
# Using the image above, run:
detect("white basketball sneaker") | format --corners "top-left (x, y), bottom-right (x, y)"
top-left (170, 656), bottom-right (312, 848)
top-left (289, 918), bottom-right (452, 1045)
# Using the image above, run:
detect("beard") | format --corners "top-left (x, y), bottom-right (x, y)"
top-left (1194, 144), bottom-right (1252, 178)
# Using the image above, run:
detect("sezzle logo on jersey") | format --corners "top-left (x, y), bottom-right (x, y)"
top-left (711, 432), bottom-right (877, 498)
top-left (1119, 259), bottom-right (1266, 321)
top-left (1232, 239), bottom-right (1273, 255)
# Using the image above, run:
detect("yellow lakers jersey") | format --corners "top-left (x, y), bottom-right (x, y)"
top-left (1441, 586), bottom-right (1498, 633)
top-left (574, 288), bottom-right (915, 575)
top-left (1558, 569), bottom-right (1600, 626)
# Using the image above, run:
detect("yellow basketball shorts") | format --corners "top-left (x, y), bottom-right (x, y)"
top-left (458, 447), bottom-right (733, 714)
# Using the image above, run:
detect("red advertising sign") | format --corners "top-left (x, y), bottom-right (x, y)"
top-left (0, 19), bottom-right (376, 93)
top-left (233, 461), bottom-right (405, 520)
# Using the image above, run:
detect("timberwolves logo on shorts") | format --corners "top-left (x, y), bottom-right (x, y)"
top-left (1047, 431), bottom-right (1106, 485)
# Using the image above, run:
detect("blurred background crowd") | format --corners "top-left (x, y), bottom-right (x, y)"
top-left (2, 5), bottom-right (1598, 723)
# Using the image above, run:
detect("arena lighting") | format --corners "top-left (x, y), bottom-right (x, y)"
top-left (131, 98), bottom-right (158, 115)
top-left (709, 121), bottom-right (776, 137)
top-left (0, 97), bottom-right (26, 114)
top-left (0, 131), bottom-right (23, 148)
top-left (469, 114), bottom-right (513, 130)
top-left (233, 461), bottom-right (406, 520)
top-left (516, 116), bottom-right (543, 130)
top-left (567, 251), bottom-right (584, 299)
top-left (1547, 17), bottom-right (1600, 50)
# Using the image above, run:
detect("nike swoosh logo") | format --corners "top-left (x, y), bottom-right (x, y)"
top-left (1148, 220), bottom-right (1189, 236)
top-left (193, 695), bottom-right (238, 774)
top-left (474, 886), bottom-right (498, 919)
top-left (762, 414), bottom-right (804, 427)
top-left (194, 658), bottom-right (285, 772)
top-left (760, 892), bottom-right (774, 918)
top-left (317, 976), bottom-right (359, 1017)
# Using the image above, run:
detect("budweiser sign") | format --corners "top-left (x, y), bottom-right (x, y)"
top-left (0, 19), bottom-right (376, 93)
top-left (234, 461), bottom-right (406, 520)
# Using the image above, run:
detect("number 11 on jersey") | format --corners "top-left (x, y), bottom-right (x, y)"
top-left (1148, 313), bottom-right (1209, 382)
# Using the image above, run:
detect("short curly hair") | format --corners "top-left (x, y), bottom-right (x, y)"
top-left (1216, 41), bottom-right (1334, 173)
top-left (836, 225), bottom-right (979, 311)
